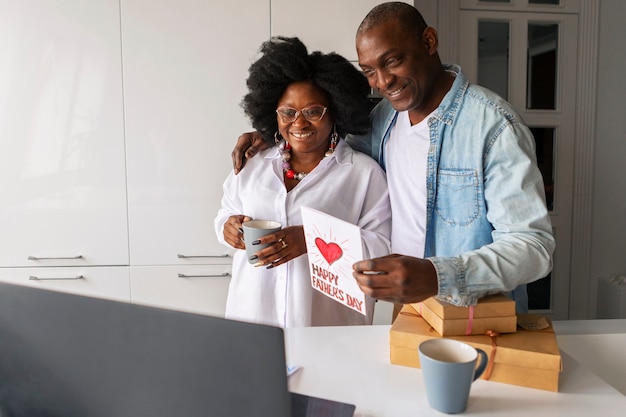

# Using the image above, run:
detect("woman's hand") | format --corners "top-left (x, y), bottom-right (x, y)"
top-left (232, 131), bottom-right (270, 174)
top-left (248, 226), bottom-right (306, 269)
top-left (223, 215), bottom-right (252, 249)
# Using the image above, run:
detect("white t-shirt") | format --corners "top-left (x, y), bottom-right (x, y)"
top-left (214, 140), bottom-right (391, 328)
top-left (385, 110), bottom-right (430, 258)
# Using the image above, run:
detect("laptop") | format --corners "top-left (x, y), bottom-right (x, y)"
top-left (0, 281), bottom-right (354, 417)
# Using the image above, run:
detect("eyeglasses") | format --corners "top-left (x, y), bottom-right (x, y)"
top-left (276, 105), bottom-right (328, 123)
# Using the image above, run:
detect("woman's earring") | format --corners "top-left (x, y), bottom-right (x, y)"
top-left (274, 131), bottom-right (283, 146)
top-left (325, 125), bottom-right (338, 156)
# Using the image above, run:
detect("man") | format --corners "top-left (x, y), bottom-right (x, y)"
top-left (232, 2), bottom-right (554, 313)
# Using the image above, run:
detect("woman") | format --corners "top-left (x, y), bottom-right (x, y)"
top-left (214, 37), bottom-right (390, 328)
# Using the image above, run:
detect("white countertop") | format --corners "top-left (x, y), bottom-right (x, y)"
top-left (285, 320), bottom-right (626, 417)
top-left (553, 319), bottom-right (626, 397)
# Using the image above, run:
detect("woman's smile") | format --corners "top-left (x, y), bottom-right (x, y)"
top-left (289, 130), bottom-right (315, 140)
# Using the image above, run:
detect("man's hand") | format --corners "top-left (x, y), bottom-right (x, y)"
top-left (352, 254), bottom-right (438, 304)
top-left (232, 131), bottom-right (269, 175)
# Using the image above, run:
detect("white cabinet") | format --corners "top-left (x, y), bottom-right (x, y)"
top-left (130, 266), bottom-right (231, 317)
top-left (270, 0), bottom-right (413, 62)
top-left (1, 0), bottom-right (398, 316)
top-left (0, 267), bottom-right (130, 302)
top-left (121, 0), bottom-right (270, 314)
top-left (0, 0), bottom-right (129, 268)
top-left (121, 0), bottom-right (269, 267)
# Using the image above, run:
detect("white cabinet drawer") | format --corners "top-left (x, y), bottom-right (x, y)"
top-left (0, 267), bottom-right (130, 302)
top-left (130, 265), bottom-right (231, 317)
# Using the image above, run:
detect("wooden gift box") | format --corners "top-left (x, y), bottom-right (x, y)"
top-left (389, 305), bottom-right (562, 392)
top-left (410, 293), bottom-right (517, 336)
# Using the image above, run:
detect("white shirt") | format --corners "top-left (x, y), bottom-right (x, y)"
top-left (385, 110), bottom-right (430, 258)
top-left (214, 140), bottom-right (391, 328)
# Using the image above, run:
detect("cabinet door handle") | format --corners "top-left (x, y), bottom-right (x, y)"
top-left (176, 254), bottom-right (230, 259)
top-left (29, 275), bottom-right (85, 281)
top-left (177, 273), bottom-right (230, 278)
top-left (28, 255), bottom-right (83, 260)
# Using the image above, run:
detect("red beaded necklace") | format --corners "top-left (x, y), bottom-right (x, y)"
top-left (278, 133), bottom-right (337, 181)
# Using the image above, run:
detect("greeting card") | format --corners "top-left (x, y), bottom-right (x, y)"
top-left (301, 206), bottom-right (366, 316)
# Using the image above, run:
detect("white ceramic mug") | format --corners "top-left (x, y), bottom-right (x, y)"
top-left (418, 338), bottom-right (488, 414)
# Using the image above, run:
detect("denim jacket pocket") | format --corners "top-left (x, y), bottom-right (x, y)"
top-left (435, 169), bottom-right (481, 226)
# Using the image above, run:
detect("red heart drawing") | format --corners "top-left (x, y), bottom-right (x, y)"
top-left (315, 238), bottom-right (343, 265)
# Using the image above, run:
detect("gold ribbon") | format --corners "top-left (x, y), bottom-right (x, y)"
top-left (483, 330), bottom-right (500, 380)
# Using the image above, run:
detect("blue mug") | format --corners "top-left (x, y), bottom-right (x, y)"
top-left (418, 338), bottom-right (488, 414)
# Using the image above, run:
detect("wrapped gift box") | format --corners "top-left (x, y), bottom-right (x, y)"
top-left (410, 293), bottom-right (517, 336)
top-left (390, 305), bottom-right (562, 392)
top-left (415, 293), bottom-right (516, 320)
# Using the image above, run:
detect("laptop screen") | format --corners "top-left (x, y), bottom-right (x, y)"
top-left (0, 281), bottom-right (291, 417)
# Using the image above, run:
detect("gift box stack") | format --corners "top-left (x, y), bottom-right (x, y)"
top-left (389, 294), bottom-right (563, 392)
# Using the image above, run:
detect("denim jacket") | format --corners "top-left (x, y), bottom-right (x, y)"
top-left (347, 65), bottom-right (555, 311)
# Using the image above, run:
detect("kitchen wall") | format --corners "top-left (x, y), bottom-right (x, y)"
top-left (589, 0), bottom-right (626, 317)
